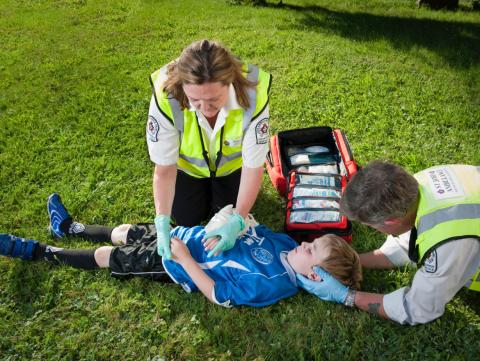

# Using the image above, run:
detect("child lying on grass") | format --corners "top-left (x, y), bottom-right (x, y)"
top-left (0, 194), bottom-right (362, 308)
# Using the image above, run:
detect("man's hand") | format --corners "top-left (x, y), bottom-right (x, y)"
top-left (203, 213), bottom-right (245, 257)
top-left (171, 237), bottom-right (191, 264)
top-left (296, 266), bottom-right (349, 304)
top-left (155, 214), bottom-right (172, 259)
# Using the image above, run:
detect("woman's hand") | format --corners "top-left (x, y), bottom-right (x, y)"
top-left (171, 237), bottom-right (192, 264)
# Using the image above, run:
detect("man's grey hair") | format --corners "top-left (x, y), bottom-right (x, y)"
top-left (340, 161), bottom-right (419, 225)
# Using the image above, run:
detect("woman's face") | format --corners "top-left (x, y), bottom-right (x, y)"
top-left (183, 82), bottom-right (229, 119)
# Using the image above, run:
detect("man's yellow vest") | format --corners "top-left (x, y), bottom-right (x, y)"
top-left (150, 64), bottom-right (271, 178)
top-left (409, 165), bottom-right (480, 291)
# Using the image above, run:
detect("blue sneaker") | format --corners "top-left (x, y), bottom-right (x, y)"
top-left (0, 234), bottom-right (38, 260)
top-left (47, 193), bottom-right (71, 238)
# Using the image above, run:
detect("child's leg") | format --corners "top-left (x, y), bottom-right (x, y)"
top-left (110, 224), bottom-right (131, 246)
top-left (109, 224), bottom-right (173, 282)
top-left (93, 246), bottom-right (113, 268)
top-left (47, 193), bottom-right (116, 243)
top-left (0, 233), bottom-right (106, 270)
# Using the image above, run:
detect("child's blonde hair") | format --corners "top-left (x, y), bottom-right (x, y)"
top-left (315, 234), bottom-right (362, 290)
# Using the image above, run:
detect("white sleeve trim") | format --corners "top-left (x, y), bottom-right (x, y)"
top-left (146, 95), bottom-right (180, 166)
top-left (212, 286), bottom-right (233, 308)
top-left (379, 232), bottom-right (415, 268)
top-left (241, 106), bottom-right (270, 168)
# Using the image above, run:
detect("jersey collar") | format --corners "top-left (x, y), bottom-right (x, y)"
top-left (280, 251), bottom-right (298, 287)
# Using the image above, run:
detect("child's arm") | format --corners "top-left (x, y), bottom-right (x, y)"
top-left (171, 237), bottom-right (215, 303)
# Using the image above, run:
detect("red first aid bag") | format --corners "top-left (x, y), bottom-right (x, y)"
top-left (265, 126), bottom-right (358, 242)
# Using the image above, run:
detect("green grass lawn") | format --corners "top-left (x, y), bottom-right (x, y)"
top-left (1, 0), bottom-right (479, 359)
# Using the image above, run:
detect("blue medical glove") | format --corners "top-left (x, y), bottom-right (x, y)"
top-left (203, 213), bottom-right (245, 257)
top-left (155, 214), bottom-right (172, 260)
top-left (296, 266), bottom-right (348, 304)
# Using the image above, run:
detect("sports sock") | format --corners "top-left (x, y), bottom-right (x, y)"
top-left (59, 220), bottom-right (113, 243)
top-left (34, 244), bottom-right (99, 270)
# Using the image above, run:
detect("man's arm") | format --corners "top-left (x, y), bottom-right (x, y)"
top-left (153, 164), bottom-right (177, 216)
top-left (354, 291), bottom-right (388, 318)
top-left (297, 268), bottom-right (391, 320)
top-left (359, 250), bottom-right (395, 269)
top-left (235, 166), bottom-right (263, 218)
top-left (171, 237), bottom-right (215, 303)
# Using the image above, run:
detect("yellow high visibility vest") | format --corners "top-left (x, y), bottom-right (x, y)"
top-left (410, 165), bottom-right (480, 291)
top-left (150, 64), bottom-right (271, 178)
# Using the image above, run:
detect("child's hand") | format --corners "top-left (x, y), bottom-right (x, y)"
top-left (171, 237), bottom-right (191, 264)
top-left (202, 236), bottom-right (221, 256)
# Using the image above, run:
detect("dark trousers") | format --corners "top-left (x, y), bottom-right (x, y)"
top-left (172, 169), bottom-right (242, 226)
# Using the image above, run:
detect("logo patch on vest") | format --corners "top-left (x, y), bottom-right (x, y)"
top-left (255, 118), bottom-right (269, 144)
top-left (147, 116), bottom-right (159, 142)
top-left (251, 247), bottom-right (273, 265)
top-left (423, 250), bottom-right (437, 273)
top-left (426, 167), bottom-right (464, 200)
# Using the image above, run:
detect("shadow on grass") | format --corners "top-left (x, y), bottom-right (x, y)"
top-left (6, 261), bottom-right (60, 316)
top-left (271, 3), bottom-right (480, 68)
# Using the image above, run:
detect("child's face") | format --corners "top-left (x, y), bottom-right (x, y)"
top-left (287, 238), bottom-right (331, 280)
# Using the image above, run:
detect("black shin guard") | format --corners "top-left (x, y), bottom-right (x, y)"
top-left (60, 221), bottom-right (113, 243)
top-left (78, 225), bottom-right (113, 243)
top-left (35, 244), bottom-right (99, 270)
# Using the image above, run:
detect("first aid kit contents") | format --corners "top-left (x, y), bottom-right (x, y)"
top-left (296, 174), bottom-right (342, 188)
top-left (296, 164), bottom-right (339, 174)
top-left (286, 145), bottom-right (330, 156)
top-left (292, 187), bottom-right (342, 198)
top-left (289, 153), bottom-right (337, 166)
top-left (266, 126), bottom-right (358, 242)
top-left (290, 210), bottom-right (341, 223)
top-left (291, 198), bottom-right (340, 210)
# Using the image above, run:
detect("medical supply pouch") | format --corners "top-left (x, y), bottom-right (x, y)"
top-left (266, 126), bottom-right (357, 197)
top-left (265, 126), bottom-right (357, 242)
top-left (285, 170), bottom-right (352, 242)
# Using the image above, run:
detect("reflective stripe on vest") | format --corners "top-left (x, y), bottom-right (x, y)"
top-left (469, 268), bottom-right (480, 291)
top-left (150, 64), bottom-right (270, 178)
top-left (412, 165), bottom-right (480, 291)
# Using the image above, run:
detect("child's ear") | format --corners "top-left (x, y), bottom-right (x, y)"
top-left (308, 268), bottom-right (323, 282)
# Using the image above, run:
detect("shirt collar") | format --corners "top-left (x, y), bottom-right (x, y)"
top-left (280, 251), bottom-right (298, 287)
top-left (187, 83), bottom-right (241, 113)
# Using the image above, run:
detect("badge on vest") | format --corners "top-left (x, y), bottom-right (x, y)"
top-left (424, 250), bottom-right (437, 273)
top-left (426, 167), bottom-right (464, 200)
top-left (147, 116), bottom-right (159, 142)
top-left (255, 118), bottom-right (269, 144)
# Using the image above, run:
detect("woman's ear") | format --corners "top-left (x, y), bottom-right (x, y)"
top-left (308, 268), bottom-right (323, 282)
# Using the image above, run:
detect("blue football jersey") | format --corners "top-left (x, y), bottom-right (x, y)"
top-left (162, 225), bottom-right (299, 308)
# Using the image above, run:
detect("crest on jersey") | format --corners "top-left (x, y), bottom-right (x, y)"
top-left (251, 247), bottom-right (273, 265)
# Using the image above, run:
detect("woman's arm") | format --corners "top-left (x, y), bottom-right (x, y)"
top-left (235, 166), bottom-right (264, 218)
top-left (153, 164), bottom-right (177, 216)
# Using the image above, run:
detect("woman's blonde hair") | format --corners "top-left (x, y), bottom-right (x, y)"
top-left (164, 39), bottom-right (256, 110)
top-left (316, 234), bottom-right (363, 290)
